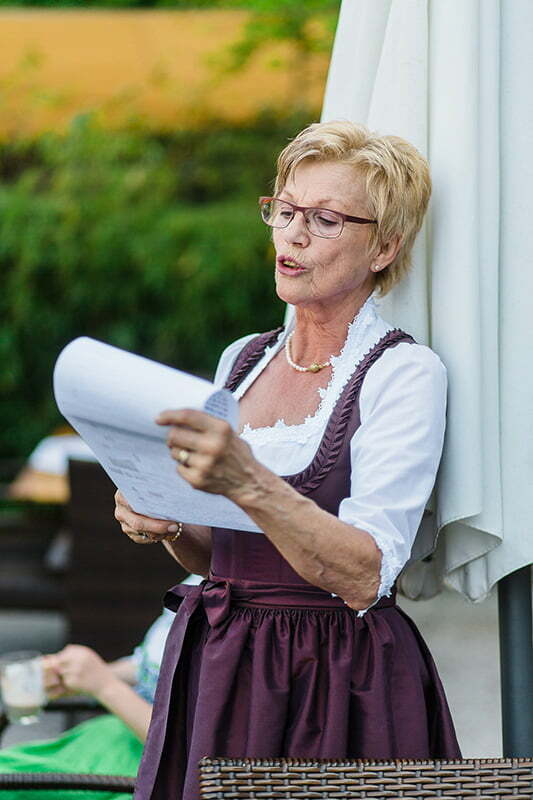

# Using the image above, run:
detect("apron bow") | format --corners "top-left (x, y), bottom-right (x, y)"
top-left (164, 578), bottom-right (232, 628)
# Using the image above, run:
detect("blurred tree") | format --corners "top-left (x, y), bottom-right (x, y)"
top-left (210, 0), bottom-right (339, 110)
top-left (0, 0), bottom-right (340, 15)
top-left (0, 0), bottom-right (226, 6)
top-left (0, 112), bottom-right (313, 459)
top-left (0, 1), bottom-right (341, 461)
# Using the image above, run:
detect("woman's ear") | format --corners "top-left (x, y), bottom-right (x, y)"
top-left (374, 234), bottom-right (402, 269)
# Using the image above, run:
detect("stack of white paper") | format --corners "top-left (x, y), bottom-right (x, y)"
top-left (53, 337), bottom-right (261, 532)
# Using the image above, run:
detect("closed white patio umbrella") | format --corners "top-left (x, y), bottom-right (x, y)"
top-left (321, 0), bottom-right (532, 755)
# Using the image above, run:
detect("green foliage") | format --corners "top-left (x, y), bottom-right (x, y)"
top-left (0, 112), bottom-right (315, 458)
top-left (211, 0), bottom-right (339, 110)
top-left (224, 0), bottom-right (339, 61)
top-left (0, 0), bottom-right (339, 13)
top-left (0, 1), bottom-right (222, 6)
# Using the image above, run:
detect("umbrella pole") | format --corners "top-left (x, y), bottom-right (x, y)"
top-left (497, 566), bottom-right (533, 757)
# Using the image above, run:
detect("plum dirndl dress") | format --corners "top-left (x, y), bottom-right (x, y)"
top-left (134, 328), bottom-right (461, 800)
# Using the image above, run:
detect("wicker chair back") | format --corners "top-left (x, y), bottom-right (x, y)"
top-left (199, 757), bottom-right (533, 799)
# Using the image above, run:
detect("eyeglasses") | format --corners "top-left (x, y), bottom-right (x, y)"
top-left (258, 196), bottom-right (377, 239)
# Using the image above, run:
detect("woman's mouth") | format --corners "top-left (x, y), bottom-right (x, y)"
top-left (276, 256), bottom-right (306, 276)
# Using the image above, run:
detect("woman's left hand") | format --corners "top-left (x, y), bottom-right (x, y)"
top-left (42, 646), bottom-right (113, 699)
top-left (156, 409), bottom-right (259, 503)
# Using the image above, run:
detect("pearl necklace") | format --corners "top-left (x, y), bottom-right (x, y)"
top-left (285, 331), bottom-right (332, 373)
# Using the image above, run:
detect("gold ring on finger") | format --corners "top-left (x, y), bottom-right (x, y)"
top-left (137, 530), bottom-right (151, 540)
top-left (177, 448), bottom-right (191, 467)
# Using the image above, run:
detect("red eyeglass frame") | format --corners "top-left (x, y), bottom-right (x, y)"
top-left (259, 196), bottom-right (377, 228)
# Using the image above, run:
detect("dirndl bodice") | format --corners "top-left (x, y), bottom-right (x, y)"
top-left (134, 328), bottom-right (461, 800)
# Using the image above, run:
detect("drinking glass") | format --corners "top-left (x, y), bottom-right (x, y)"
top-left (0, 650), bottom-right (46, 725)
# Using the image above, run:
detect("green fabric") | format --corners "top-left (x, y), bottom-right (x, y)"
top-left (0, 714), bottom-right (142, 799)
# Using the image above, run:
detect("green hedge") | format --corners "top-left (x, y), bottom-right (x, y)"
top-left (0, 112), bottom-right (314, 458)
top-left (0, 1), bottom-right (220, 7)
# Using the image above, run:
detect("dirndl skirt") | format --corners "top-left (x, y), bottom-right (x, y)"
top-left (134, 575), bottom-right (461, 800)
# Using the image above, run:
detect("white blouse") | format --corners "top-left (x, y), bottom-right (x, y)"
top-left (213, 296), bottom-right (447, 603)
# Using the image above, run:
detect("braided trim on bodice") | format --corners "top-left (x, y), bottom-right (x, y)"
top-left (224, 326), bottom-right (414, 494)
top-left (224, 327), bottom-right (285, 393)
top-left (284, 328), bottom-right (414, 493)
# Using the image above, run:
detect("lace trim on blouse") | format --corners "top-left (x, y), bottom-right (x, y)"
top-left (233, 295), bottom-right (404, 610)
top-left (240, 295), bottom-right (380, 446)
top-left (365, 530), bottom-right (405, 610)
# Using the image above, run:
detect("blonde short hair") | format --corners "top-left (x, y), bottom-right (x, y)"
top-left (274, 120), bottom-right (431, 296)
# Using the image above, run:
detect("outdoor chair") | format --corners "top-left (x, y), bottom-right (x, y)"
top-left (0, 695), bottom-right (105, 743)
top-left (199, 756), bottom-right (533, 799)
top-left (0, 706), bottom-right (135, 795)
top-left (0, 772), bottom-right (134, 793)
top-left (65, 458), bottom-right (186, 661)
top-left (0, 507), bottom-right (65, 612)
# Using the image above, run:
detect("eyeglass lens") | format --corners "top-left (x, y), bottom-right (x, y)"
top-left (261, 199), bottom-right (343, 238)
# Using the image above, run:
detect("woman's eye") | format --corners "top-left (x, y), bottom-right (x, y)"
top-left (317, 215), bottom-right (338, 226)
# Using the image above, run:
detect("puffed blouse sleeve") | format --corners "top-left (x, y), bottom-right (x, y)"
top-left (338, 343), bottom-right (447, 602)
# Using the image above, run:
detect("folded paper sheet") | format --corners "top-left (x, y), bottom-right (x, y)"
top-left (53, 337), bottom-right (261, 532)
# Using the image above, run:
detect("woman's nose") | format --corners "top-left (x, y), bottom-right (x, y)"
top-left (283, 211), bottom-right (310, 245)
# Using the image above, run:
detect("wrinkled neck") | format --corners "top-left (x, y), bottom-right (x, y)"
top-left (291, 292), bottom-right (374, 362)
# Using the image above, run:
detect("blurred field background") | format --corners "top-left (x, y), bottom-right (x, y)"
top-left (0, 0), bottom-right (341, 465)
top-left (0, 8), bottom-right (331, 134)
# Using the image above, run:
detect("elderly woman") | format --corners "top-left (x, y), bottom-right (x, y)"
top-left (115, 121), bottom-right (461, 800)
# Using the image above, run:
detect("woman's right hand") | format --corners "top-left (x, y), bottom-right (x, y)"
top-left (114, 490), bottom-right (179, 544)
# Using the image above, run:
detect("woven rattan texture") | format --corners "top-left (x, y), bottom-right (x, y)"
top-left (0, 771), bottom-right (135, 792)
top-left (199, 757), bottom-right (533, 800)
